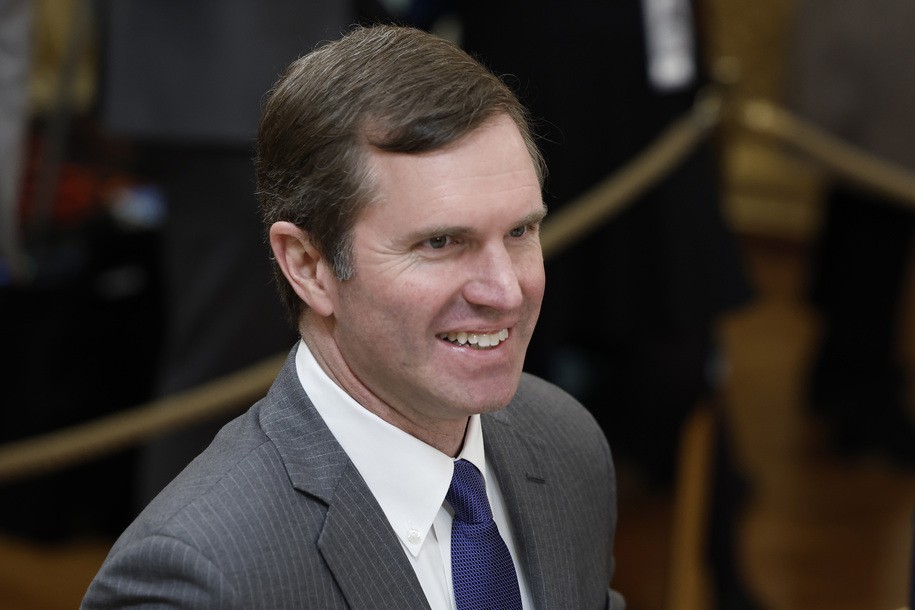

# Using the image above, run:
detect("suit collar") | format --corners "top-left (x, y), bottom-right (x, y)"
top-left (258, 347), bottom-right (347, 502)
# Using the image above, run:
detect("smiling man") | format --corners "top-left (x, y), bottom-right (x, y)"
top-left (83, 25), bottom-right (624, 610)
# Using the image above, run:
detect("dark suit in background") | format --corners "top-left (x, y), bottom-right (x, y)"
top-left (100, 0), bottom-right (351, 505)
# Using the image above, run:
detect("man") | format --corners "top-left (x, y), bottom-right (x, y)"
top-left (82, 25), bottom-right (624, 609)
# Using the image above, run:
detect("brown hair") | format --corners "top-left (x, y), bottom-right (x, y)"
top-left (256, 24), bottom-right (544, 322)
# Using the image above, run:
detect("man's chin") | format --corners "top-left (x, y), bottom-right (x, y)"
top-left (460, 379), bottom-right (523, 415)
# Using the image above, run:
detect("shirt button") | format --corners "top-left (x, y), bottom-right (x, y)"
top-left (407, 529), bottom-right (421, 545)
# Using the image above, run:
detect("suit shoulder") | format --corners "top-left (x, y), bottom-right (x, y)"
top-left (500, 373), bottom-right (609, 453)
top-left (111, 403), bottom-right (310, 553)
top-left (513, 372), bottom-right (598, 422)
top-left (87, 402), bottom-right (333, 606)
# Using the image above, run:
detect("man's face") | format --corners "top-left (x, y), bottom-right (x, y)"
top-left (323, 115), bottom-right (546, 431)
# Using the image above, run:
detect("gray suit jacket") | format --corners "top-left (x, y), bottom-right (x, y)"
top-left (82, 347), bottom-right (625, 609)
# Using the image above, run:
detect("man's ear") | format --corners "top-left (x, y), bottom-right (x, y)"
top-left (269, 221), bottom-right (336, 317)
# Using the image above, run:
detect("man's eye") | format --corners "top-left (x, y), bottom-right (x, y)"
top-left (426, 235), bottom-right (451, 249)
top-left (509, 225), bottom-right (528, 238)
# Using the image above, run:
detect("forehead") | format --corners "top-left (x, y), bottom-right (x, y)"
top-left (359, 116), bottom-right (543, 230)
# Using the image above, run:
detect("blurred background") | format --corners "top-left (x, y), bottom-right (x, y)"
top-left (1, 0), bottom-right (914, 609)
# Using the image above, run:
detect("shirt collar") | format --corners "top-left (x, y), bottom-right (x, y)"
top-left (294, 340), bottom-right (487, 557)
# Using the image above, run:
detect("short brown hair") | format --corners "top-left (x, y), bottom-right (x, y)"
top-left (256, 24), bottom-right (544, 322)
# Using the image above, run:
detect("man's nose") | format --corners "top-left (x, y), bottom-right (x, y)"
top-left (462, 243), bottom-right (525, 310)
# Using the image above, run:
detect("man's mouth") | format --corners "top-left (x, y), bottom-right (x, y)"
top-left (437, 329), bottom-right (509, 349)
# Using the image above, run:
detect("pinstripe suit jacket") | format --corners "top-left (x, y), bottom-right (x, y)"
top-left (82, 346), bottom-right (625, 609)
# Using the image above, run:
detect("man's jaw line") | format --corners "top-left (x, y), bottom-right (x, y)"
top-left (436, 328), bottom-right (510, 349)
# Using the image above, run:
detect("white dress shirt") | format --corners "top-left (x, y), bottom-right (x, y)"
top-left (294, 340), bottom-right (534, 609)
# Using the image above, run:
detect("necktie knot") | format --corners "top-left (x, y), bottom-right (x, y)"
top-left (447, 459), bottom-right (493, 524)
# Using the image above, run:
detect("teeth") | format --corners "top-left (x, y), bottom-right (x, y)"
top-left (438, 329), bottom-right (509, 349)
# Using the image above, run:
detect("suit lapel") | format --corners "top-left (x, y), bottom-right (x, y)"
top-left (261, 349), bottom-right (430, 609)
top-left (318, 462), bottom-right (431, 610)
top-left (483, 412), bottom-right (585, 610)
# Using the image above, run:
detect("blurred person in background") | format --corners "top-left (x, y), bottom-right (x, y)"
top-left (0, 0), bottom-right (30, 282)
top-left (0, 0), bottom-right (164, 542)
top-left (787, 0), bottom-right (915, 468)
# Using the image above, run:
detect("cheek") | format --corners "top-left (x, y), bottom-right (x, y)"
top-left (341, 274), bottom-right (441, 333)
top-left (521, 259), bottom-right (546, 304)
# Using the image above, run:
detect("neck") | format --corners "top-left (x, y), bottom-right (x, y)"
top-left (300, 319), bottom-right (470, 456)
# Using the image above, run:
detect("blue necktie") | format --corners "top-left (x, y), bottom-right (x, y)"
top-left (447, 459), bottom-right (523, 610)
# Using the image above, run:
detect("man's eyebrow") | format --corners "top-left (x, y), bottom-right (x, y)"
top-left (522, 205), bottom-right (548, 227)
top-left (403, 225), bottom-right (475, 243)
top-left (404, 203), bottom-right (548, 243)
